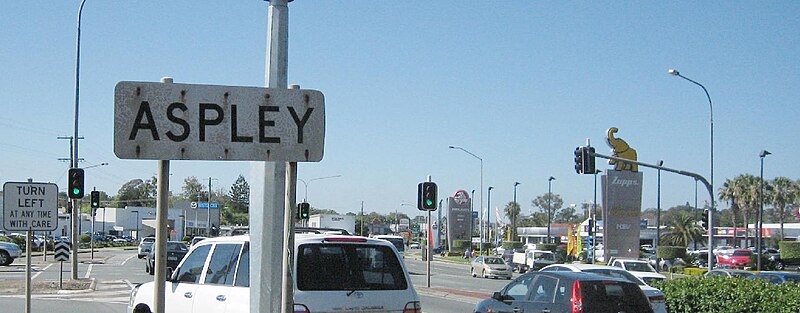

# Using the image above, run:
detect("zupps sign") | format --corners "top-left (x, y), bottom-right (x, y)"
top-left (601, 127), bottom-right (643, 260)
top-left (114, 81), bottom-right (325, 162)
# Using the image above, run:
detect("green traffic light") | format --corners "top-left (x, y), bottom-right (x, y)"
top-left (72, 188), bottom-right (80, 195)
top-left (426, 200), bottom-right (433, 206)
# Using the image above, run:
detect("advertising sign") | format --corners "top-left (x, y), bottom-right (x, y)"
top-left (602, 171), bottom-right (644, 260)
top-left (446, 190), bottom-right (472, 251)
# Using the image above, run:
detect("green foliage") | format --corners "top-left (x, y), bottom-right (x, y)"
top-left (653, 276), bottom-right (800, 313)
top-left (182, 236), bottom-right (191, 242)
top-left (683, 267), bottom-right (708, 276)
top-left (80, 234), bottom-right (91, 243)
top-left (779, 241), bottom-right (800, 259)
top-left (657, 246), bottom-right (686, 259)
top-left (452, 240), bottom-right (471, 250)
top-left (501, 241), bottom-right (524, 250)
top-left (538, 243), bottom-right (558, 252)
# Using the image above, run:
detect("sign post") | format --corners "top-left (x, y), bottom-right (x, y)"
top-left (3, 181), bottom-right (59, 313)
top-left (54, 241), bottom-right (71, 289)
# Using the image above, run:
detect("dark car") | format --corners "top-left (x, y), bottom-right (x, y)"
top-left (145, 241), bottom-right (189, 275)
top-left (749, 271), bottom-right (800, 285)
top-left (474, 271), bottom-right (654, 313)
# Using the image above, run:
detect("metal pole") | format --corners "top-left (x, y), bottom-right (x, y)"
top-left (427, 209), bottom-right (431, 288)
top-left (154, 156), bottom-right (170, 313)
top-left (470, 189), bottom-right (475, 250)
top-left (758, 150), bottom-right (771, 270)
top-left (70, 0), bottom-right (87, 281)
top-left (360, 201), bottom-right (364, 236)
top-left (25, 229), bottom-right (31, 313)
top-left (668, 69), bottom-right (715, 268)
top-left (207, 177), bottom-right (212, 236)
top-left (694, 179), bottom-right (698, 251)
top-left (282, 161), bottom-right (297, 313)
top-left (252, 0), bottom-right (289, 312)
top-left (488, 186), bottom-right (493, 252)
top-left (656, 161), bottom-right (663, 251)
top-left (513, 182), bottom-right (519, 240)
top-left (592, 170), bottom-right (600, 263)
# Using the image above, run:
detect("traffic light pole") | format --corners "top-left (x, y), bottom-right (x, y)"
top-left (590, 151), bottom-right (715, 268)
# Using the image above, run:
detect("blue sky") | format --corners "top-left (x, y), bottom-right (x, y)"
top-left (2, 1), bottom-right (799, 222)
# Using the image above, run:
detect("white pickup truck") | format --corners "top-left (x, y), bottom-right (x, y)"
top-left (511, 249), bottom-right (557, 273)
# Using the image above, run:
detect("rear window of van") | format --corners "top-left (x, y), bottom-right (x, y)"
top-left (297, 244), bottom-right (408, 291)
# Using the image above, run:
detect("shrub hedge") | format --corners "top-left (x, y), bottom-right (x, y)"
top-left (779, 241), bottom-right (800, 259)
top-left (653, 276), bottom-right (800, 313)
top-left (452, 240), bottom-right (470, 250)
top-left (501, 241), bottom-right (524, 250)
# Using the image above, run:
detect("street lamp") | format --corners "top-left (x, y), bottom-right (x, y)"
top-left (656, 160), bottom-right (664, 251)
top-left (297, 175), bottom-right (342, 202)
top-left (669, 68), bottom-right (715, 268)
top-left (758, 150), bottom-right (771, 269)
top-left (131, 210), bottom-right (139, 241)
top-left (547, 176), bottom-right (556, 243)
top-left (449, 146), bottom-right (484, 255)
top-left (487, 186), bottom-right (494, 253)
top-left (397, 202), bottom-right (414, 234)
top-left (513, 182), bottom-right (520, 240)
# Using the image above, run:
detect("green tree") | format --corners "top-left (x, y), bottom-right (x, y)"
top-left (553, 204), bottom-right (582, 224)
top-left (769, 177), bottom-right (796, 241)
top-left (504, 201), bottom-right (521, 239)
top-left (114, 178), bottom-right (156, 207)
top-left (228, 175), bottom-right (250, 214)
top-left (532, 193), bottom-right (563, 227)
top-left (181, 176), bottom-right (204, 201)
top-left (719, 175), bottom-right (760, 246)
top-left (661, 211), bottom-right (703, 247)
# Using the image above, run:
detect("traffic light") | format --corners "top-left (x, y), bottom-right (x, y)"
top-left (701, 209), bottom-right (709, 230)
top-left (417, 182), bottom-right (438, 211)
top-left (297, 202), bottom-right (310, 219)
top-left (574, 146), bottom-right (585, 174)
top-left (584, 146), bottom-right (596, 174)
top-left (68, 168), bottom-right (85, 199)
top-left (90, 191), bottom-right (100, 209)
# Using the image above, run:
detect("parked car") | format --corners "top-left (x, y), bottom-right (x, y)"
top-left (713, 246), bottom-right (735, 255)
top-left (474, 271), bottom-right (654, 313)
top-left (409, 242), bottom-right (420, 249)
top-left (471, 256), bottom-right (513, 280)
top-left (0, 241), bottom-right (22, 266)
top-left (608, 258), bottom-right (666, 285)
top-left (540, 264), bottom-right (667, 313)
top-left (749, 271), bottom-right (800, 285)
top-left (188, 236), bottom-right (207, 247)
top-left (128, 234), bottom-right (420, 313)
top-left (137, 237), bottom-right (155, 259)
top-left (704, 269), bottom-right (754, 279)
top-left (716, 248), bottom-right (753, 269)
top-left (145, 241), bottom-right (189, 275)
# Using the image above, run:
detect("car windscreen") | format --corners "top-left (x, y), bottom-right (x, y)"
top-left (297, 243), bottom-right (408, 291)
top-left (580, 280), bottom-right (652, 312)
top-left (485, 257), bottom-right (505, 265)
top-left (583, 269), bottom-right (644, 286)
top-left (732, 250), bottom-right (751, 256)
top-left (534, 252), bottom-right (554, 261)
top-left (624, 262), bottom-right (655, 273)
top-left (167, 242), bottom-right (188, 252)
top-left (379, 238), bottom-right (405, 252)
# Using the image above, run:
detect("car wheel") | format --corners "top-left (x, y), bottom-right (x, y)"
top-left (471, 268), bottom-right (477, 277)
top-left (775, 261), bottom-right (785, 271)
top-left (0, 251), bottom-right (10, 266)
top-left (132, 304), bottom-right (152, 313)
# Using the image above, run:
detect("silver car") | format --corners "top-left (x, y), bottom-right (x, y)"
top-left (471, 256), bottom-right (513, 279)
top-left (0, 241), bottom-right (22, 266)
top-left (137, 237), bottom-right (155, 259)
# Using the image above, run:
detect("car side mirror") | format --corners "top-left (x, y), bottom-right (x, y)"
top-left (166, 267), bottom-right (176, 282)
top-left (492, 292), bottom-right (511, 302)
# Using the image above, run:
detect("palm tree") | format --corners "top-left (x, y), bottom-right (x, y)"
top-left (661, 211), bottom-right (703, 247)
top-left (770, 177), bottom-right (797, 241)
top-left (504, 201), bottom-right (521, 240)
top-left (719, 177), bottom-right (742, 244)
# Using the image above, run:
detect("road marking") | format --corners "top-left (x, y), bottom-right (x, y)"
top-left (32, 263), bottom-right (53, 280)
top-left (84, 263), bottom-right (93, 279)
top-left (121, 254), bottom-right (136, 266)
top-left (123, 279), bottom-right (133, 290)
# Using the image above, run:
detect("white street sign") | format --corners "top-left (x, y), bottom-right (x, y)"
top-left (114, 81), bottom-right (325, 161)
top-left (3, 182), bottom-right (58, 231)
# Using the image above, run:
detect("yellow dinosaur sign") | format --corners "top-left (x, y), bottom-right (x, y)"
top-left (606, 127), bottom-right (638, 172)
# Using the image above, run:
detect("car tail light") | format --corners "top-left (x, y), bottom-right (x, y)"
top-left (293, 304), bottom-right (310, 313)
top-left (649, 295), bottom-right (666, 303)
top-left (323, 237), bottom-right (368, 243)
top-left (403, 301), bottom-right (421, 313)
top-left (571, 280), bottom-right (583, 313)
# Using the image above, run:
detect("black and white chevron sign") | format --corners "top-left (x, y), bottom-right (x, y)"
top-left (54, 242), bottom-right (71, 261)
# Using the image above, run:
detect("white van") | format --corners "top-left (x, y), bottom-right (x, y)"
top-left (128, 234), bottom-right (420, 313)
